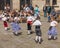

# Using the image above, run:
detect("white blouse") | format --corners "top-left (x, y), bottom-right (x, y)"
top-left (50, 21), bottom-right (58, 26)
top-left (33, 20), bottom-right (42, 25)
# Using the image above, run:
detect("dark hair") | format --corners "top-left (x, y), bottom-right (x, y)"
top-left (27, 12), bottom-right (32, 15)
top-left (49, 26), bottom-right (52, 31)
top-left (36, 16), bottom-right (40, 20)
top-left (35, 5), bottom-right (38, 7)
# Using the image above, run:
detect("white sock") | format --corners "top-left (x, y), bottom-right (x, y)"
top-left (35, 36), bottom-right (38, 41)
top-left (39, 36), bottom-right (42, 42)
top-left (5, 27), bottom-right (7, 30)
top-left (15, 32), bottom-right (18, 34)
top-left (48, 35), bottom-right (52, 39)
top-left (28, 30), bottom-right (30, 34)
top-left (54, 36), bottom-right (57, 39)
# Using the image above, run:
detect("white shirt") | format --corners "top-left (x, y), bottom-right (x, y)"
top-left (0, 14), bottom-right (5, 18)
top-left (14, 17), bottom-right (20, 21)
top-left (33, 20), bottom-right (42, 25)
top-left (2, 17), bottom-right (7, 21)
top-left (25, 7), bottom-right (30, 12)
top-left (50, 21), bottom-right (58, 26)
top-left (27, 16), bottom-right (35, 22)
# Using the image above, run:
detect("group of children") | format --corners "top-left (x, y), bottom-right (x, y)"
top-left (0, 11), bottom-right (58, 44)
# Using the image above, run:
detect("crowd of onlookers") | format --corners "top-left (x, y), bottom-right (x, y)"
top-left (43, 5), bottom-right (60, 22)
top-left (0, 3), bottom-right (60, 23)
top-left (0, 4), bottom-right (40, 23)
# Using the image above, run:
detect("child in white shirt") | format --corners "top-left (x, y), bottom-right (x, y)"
top-left (33, 16), bottom-right (42, 44)
top-left (27, 12), bottom-right (35, 35)
top-left (48, 17), bottom-right (58, 40)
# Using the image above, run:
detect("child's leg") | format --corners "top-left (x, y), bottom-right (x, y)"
top-left (39, 36), bottom-right (42, 42)
top-left (53, 35), bottom-right (57, 40)
top-left (13, 31), bottom-right (19, 36)
top-left (27, 23), bottom-right (31, 35)
top-left (48, 16), bottom-right (51, 22)
top-left (35, 36), bottom-right (39, 41)
top-left (38, 36), bottom-right (42, 44)
top-left (15, 31), bottom-right (18, 35)
top-left (28, 30), bottom-right (31, 35)
top-left (5, 27), bottom-right (8, 30)
top-left (48, 35), bottom-right (52, 40)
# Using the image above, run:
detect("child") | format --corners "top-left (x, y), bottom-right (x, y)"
top-left (11, 17), bottom-right (21, 36)
top-left (27, 12), bottom-right (35, 35)
top-left (2, 16), bottom-right (9, 30)
top-left (33, 16), bottom-right (42, 44)
top-left (48, 17), bottom-right (58, 40)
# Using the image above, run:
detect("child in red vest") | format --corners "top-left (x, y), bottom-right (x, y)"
top-left (2, 16), bottom-right (9, 30)
top-left (27, 12), bottom-right (35, 35)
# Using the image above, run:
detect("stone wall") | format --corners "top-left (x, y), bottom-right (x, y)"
top-left (32, 0), bottom-right (45, 11)
top-left (55, 0), bottom-right (60, 10)
top-left (11, 0), bottom-right (60, 11)
top-left (12, 0), bottom-right (20, 10)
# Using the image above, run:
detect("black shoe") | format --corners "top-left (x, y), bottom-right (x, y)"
top-left (39, 39), bottom-right (43, 44)
top-left (35, 40), bottom-right (38, 43)
top-left (53, 37), bottom-right (57, 40)
top-left (48, 21), bottom-right (50, 22)
top-left (7, 28), bottom-right (10, 30)
top-left (34, 39), bottom-right (38, 43)
top-left (27, 33), bottom-right (31, 35)
top-left (13, 32), bottom-right (19, 36)
top-left (48, 38), bottom-right (52, 40)
top-left (39, 42), bottom-right (41, 44)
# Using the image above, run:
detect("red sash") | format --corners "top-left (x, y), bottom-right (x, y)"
top-left (4, 21), bottom-right (8, 27)
top-left (27, 21), bottom-right (32, 25)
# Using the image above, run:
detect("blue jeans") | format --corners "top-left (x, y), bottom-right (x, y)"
top-left (48, 16), bottom-right (51, 21)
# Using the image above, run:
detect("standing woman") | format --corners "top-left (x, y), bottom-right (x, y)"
top-left (48, 17), bottom-right (58, 40)
top-left (34, 5), bottom-right (40, 17)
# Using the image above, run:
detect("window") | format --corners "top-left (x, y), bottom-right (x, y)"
top-left (52, 0), bottom-right (57, 5)
top-left (6, 0), bottom-right (10, 5)
top-left (26, 0), bottom-right (31, 5)
top-left (46, 0), bottom-right (50, 5)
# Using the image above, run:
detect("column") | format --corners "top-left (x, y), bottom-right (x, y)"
top-left (50, 0), bottom-right (52, 6)
top-left (12, 0), bottom-right (20, 10)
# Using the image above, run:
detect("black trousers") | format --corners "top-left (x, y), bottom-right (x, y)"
top-left (35, 25), bottom-right (42, 36)
top-left (27, 23), bottom-right (31, 30)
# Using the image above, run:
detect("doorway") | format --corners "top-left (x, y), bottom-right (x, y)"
top-left (20, 0), bottom-right (31, 10)
top-left (0, 0), bottom-right (4, 10)
top-left (0, 0), bottom-right (10, 10)
top-left (52, 0), bottom-right (57, 5)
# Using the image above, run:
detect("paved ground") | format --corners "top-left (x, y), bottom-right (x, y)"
top-left (0, 16), bottom-right (60, 48)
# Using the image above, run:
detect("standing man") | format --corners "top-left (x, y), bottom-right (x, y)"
top-left (47, 5), bottom-right (51, 22)
top-left (43, 5), bottom-right (47, 17)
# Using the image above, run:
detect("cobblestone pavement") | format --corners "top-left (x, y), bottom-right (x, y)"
top-left (0, 16), bottom-right (60, 48)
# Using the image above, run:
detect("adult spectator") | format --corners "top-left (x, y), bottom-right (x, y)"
top-left (34, 5), bottom-right (40, 17)
top-left (23, 4), bottom-right (30, 12)
top-left (50, 8), bottom-right (56, 19)
top-left (43, 5), bottom-right (47, 17)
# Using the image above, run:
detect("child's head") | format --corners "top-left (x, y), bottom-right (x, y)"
top-left (27, 12), bottom-right (31, 16)
top-left (10, 17), bottom-right (14, 22)
top-left (36, 16), bottom-right (40, 20)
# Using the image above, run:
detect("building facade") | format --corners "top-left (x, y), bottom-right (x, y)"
top-left (0, 0), bottom-right (60, 11)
